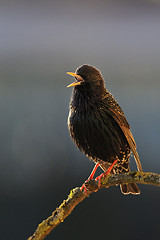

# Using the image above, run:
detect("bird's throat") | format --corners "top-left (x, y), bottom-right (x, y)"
top-left (70, 88), bottom-right (98, 112)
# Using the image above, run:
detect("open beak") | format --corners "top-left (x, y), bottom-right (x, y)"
top-left (67, 72), bottom-right (84, 88)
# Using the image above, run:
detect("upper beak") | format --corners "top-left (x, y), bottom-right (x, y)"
top-left (67, 72), bottom-right (84, 88)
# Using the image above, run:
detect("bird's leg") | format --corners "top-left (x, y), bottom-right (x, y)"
top-left (87, 163), bottom-right (100, 180)
top-left (80, 163), bottom-right (100, 194)
top-left (95, 159), bottom-right (118, 188)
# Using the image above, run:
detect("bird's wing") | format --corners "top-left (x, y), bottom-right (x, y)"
top-left (103, 92), bottom-right (143, 172)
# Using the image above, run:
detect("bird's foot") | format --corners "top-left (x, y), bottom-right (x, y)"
top-left (95, 160), bottom-right (118, 188)
top-left (80, 163), bottom-right (100, 194)
top-left (80, 180), bottom-right (90, 195)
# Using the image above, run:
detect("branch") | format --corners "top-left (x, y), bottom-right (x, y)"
top-left (28, 171), bottom-right (160, 240)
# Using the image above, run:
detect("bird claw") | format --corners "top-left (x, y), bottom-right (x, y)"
top-left (80, 163), bottom-right (100, 195)
top-left (80, 180), bottom-right (90, 195)
top-left (95, 173), bottom-right (104, 188)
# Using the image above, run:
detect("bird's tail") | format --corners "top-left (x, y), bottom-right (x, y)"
top-left (99, 160), bottom-right (140, 195)
top-left (120, 183), bottom-right (140, 195)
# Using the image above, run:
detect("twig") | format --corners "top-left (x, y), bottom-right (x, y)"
top-left (28, 171), bottom-right (160, 240)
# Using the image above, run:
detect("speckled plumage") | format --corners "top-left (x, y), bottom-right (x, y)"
top-left (68, 65), bottom-right (142, 194)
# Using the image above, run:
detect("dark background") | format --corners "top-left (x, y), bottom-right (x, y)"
top-left (0, 0), bottom-right (160, 239)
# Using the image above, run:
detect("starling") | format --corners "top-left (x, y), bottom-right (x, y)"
top-left (67, 64), bottom-right (142, 195)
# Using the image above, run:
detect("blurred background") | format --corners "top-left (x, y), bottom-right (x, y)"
top-left (0, 0), bottom-right (160, 239)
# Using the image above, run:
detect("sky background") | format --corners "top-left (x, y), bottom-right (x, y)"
top-left (0, 0), bottom-right (160, 240)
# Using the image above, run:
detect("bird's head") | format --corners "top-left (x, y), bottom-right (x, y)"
top-left (67, 65), bottom-right (105, 95)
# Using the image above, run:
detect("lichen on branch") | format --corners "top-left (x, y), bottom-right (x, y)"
top-left (28, 171), bottom-right (160, 240)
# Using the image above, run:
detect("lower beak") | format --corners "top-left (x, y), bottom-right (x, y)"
top-left (67, 72), bottom-right (84, 88)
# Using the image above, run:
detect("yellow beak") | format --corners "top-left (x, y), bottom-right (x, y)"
top-left (67, 72), bottom-right (84, 88)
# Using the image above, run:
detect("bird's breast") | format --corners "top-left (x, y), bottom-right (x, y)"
top-left (68, 100), bottom-right (128, 162)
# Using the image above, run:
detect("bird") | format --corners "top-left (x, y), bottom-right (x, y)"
top-left (67, 64), bottom-right (142, 195)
